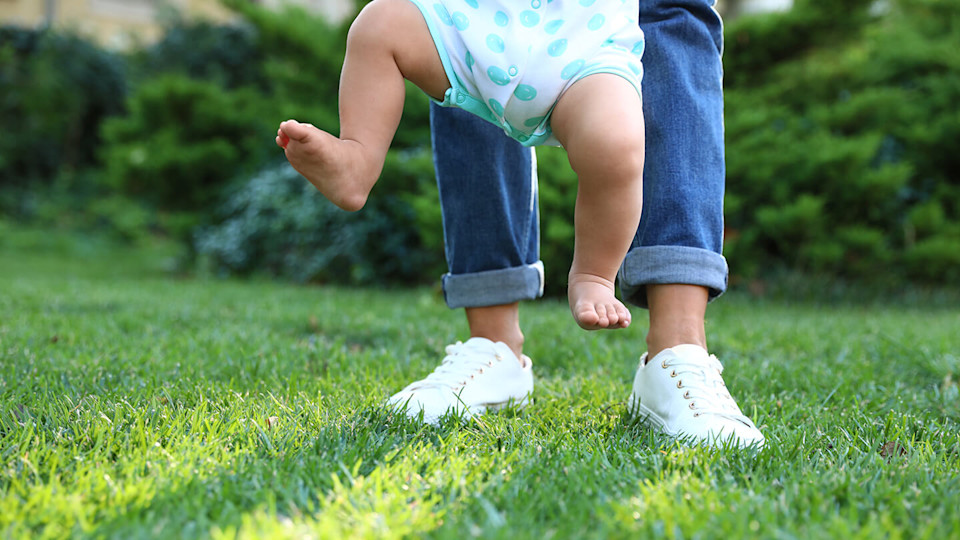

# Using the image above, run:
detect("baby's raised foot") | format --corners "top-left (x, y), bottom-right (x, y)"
top-left (568, 273), bottom-right (631, 330)
top-left (277, 119), bottom-right (377, 211)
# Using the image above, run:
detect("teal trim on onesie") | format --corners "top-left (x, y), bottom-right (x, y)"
top-left (571, 65), bottom-right (643, 104)
top-left (406, 0), bottom-right (502, 131)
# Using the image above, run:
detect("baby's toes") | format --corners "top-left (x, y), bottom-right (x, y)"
top-left (596, 303), bottom-right (612, 327)
top-left (575, 304), bottom-right (600, 327)
top-left (604, 303), bottom-right (622, 327)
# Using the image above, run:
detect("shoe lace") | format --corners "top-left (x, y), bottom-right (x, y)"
top-left (407, 342), bottom-right (499, 391)
top-left (661, 355), bottom-right (757, 427)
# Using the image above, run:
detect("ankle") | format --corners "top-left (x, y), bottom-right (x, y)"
top-left (465, 303), bottom-right (525, 361)
top-left (645, 284), bottom-right (709, 360)
top-left (470, 330), bottom-right (524, 360)
top-left (645, 330), bottom-right (707, 361)
top-left (568, 269), bottom-right (616, 290)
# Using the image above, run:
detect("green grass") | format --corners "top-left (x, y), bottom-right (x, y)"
top-left (2, 225), bottom-right (959, 539)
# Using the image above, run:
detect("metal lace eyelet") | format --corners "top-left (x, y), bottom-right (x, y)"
top-left (693, 412), bottom-right (700, 417)
top-left (683, 391), bottom-right (690, 399)
top-left (495, 354), bottom-right (503, 361)
top-left (676, 380), bottom-right (683, 389)
top-left (689, 402), bottom-right (696, 409)
top-left (661, 360), bottom-right (668, 369)
top-left (670, 370), bottom-right (677, 378)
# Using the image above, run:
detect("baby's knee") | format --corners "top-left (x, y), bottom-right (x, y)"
top-left (612, 137), bottom-right (645, 177)
top-left (591, 135), bottom-right (645, 184)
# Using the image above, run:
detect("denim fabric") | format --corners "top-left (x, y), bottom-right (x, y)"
top-left (432, 0), bottom-right (728, 310)
top-left (430, 105), bottom-right (542, 308)
top-left (618, 0), bottom-right (728, 308)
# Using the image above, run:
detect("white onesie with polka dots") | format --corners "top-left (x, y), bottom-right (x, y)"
top-left (407, 0), bottom-right (644, 146)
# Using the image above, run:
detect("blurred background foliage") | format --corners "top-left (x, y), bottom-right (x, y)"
top-left (0, 0), bottom-right (958, 294)
top-left (723, 0), bottom-right (960, 285)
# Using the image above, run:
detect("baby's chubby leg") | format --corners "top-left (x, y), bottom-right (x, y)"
top-left (550, 74), bottom-right (645, 330)
top-left (277, 0), bottom-right (449, 211)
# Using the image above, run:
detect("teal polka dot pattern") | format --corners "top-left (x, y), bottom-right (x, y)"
top-left (434, 3), bottom-right (453, 25)
top-left (413, 0), bottom-right (644, 146)
top-left (547, 39), bottom-right (567, 57)
top-left (514, 84), bottom-right (538, 101)
top-left (588, 14), bottom-right (605, 30)
top-left (544, 20), bottom-right (564, 35)
top-left (561, 59), bottom-right (585, 80)
top-left (486, 65), bottom-right (511, 86)
top-left (486, 33), bottom-right (505, 53)
top-left (524, 116), bottom-right (545, 127)
top-left (519, 10), bottom-right (540, 27)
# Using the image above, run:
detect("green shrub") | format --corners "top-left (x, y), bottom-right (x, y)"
top-left (904, 235), bottom-right (960, 282)
top-left (0, 27), bottom-right (125, 192)
top-left (195, 160), bottom-right (442, 286)
top-left (0, 27), bottom-right (145, 239)
top-left (99, 75), bottom-right (273, 228)
top-left (724, 0), bottom-right (960, 285)
top-left (130, 18), bottom-right (266, 90)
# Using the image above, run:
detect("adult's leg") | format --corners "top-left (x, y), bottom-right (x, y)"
top-left (620, 0), bottom-right (728, 357)
top-left (431, 105), bottom-right (542, 359)
top-left (386, 105), bottom-right (539, 422)
top-left (626, 0), bottom-right (764, 448)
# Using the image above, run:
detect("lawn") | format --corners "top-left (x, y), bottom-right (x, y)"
top-left (1, 225), bottom-right (959, 539)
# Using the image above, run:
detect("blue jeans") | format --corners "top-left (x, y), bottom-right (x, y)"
top-left (431, 0), bottom-right (728, 310)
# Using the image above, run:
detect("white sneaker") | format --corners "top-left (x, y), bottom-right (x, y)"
top-left (388, 337), bottom-right (533, 425)
top-left (629, 344), bottom-right (765, 449)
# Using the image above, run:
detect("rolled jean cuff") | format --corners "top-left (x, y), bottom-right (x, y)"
top-left (442, 261), bottom-right (545, 308)
top-left (618, 246), bottom-right (728, 309)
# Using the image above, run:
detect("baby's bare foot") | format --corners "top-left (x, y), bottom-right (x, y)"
top-left (568, 273), bottom-right (631, 330)
top-left (277, 119), bottom-right (377, 211)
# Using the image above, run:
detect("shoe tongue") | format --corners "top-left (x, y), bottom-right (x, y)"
top-left (670, 344), bottom-right (709, 361)
top-left (462, 337), bottom-right (516, 361)
top-left (463, 337), bottom-right (496, 349)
